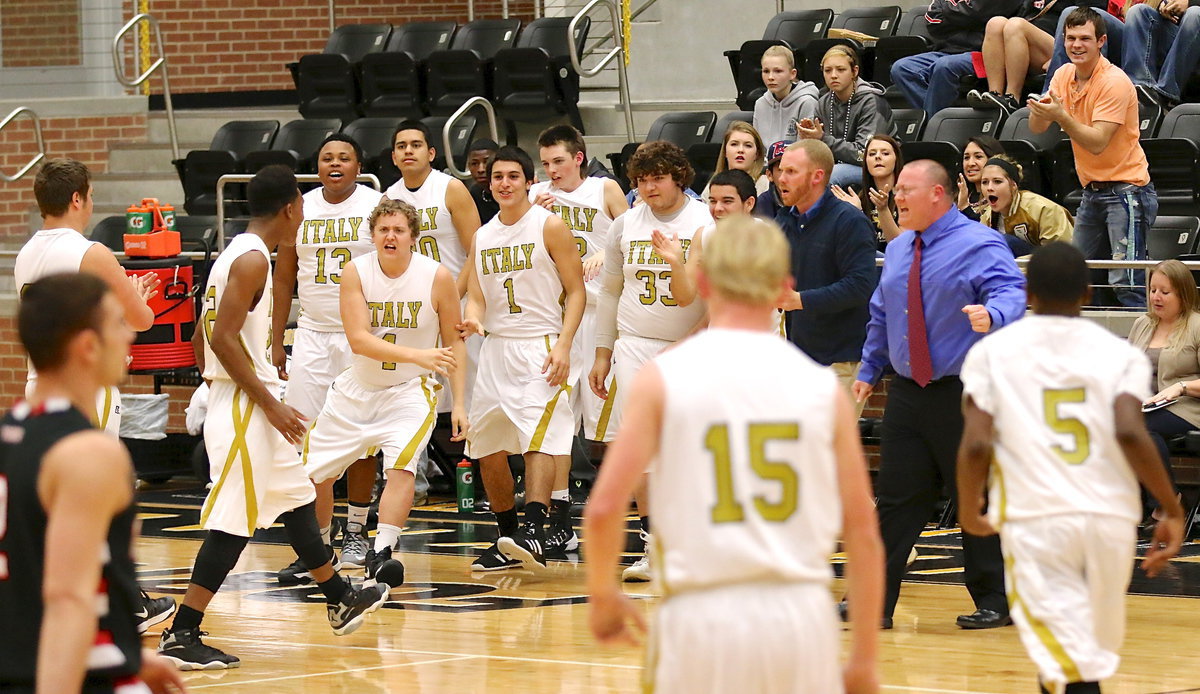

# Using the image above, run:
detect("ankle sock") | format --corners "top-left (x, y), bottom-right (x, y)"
top-left (375, 523), bottom-right (402, 553)
top-left (495, 507), bottom-right (519, 537)
top-left (172, 604), bottom-right (204, 632)
top-left (318, 573), bottom-right (352, 605)
top-left (346, 504), bottom-right (370, 534)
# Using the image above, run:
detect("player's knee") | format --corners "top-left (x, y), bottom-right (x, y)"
top-left (192, 530), bottom-right (250, 592)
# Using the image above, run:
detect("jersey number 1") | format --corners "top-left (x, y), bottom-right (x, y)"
top-left (706, 422), bottom-right (800, 524)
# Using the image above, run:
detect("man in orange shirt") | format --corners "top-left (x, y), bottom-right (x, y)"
top-left (1029, 6), bottom-right (1156, 308)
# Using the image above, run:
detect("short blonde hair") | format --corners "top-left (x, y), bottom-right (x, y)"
top-left (368, 198), bottom-right (419, 239)
top-left (785, 139), bottom-right (834, 182)
top-left (701, 214), bottom-right (791, 306)
top-left (762, 45), bottom-right (795, 70)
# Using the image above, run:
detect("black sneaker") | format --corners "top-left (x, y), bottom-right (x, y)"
top-left (136, 588), bottom-right (176, 634)
top-left (966, 88), bottom-right (986, 108)
top-left (497, 522), bottom-right (548, 570)
top-left (981, 91), bottom-right (1019, 115)
top-left (545, 521), bottom-right (580, 555)
top-left (276, 545), bottom-right (340, 585)
top-left (327, 584), bottom-right (389, 636)
top-left (365, 546), bottom-right (406, 590)
top-left (158, 627), bottom-right (240, 670)
top-left (470, 541), bottom-right (521, 571)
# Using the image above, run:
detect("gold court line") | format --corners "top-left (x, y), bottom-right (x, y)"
top-left (187, 655), bottom-right (478, 688)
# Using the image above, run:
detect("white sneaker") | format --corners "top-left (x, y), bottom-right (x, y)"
top-left (622, 531), bottom-right (653, 582)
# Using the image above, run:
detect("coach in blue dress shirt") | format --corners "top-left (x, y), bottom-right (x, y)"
top-left (852, 159), bottom-right (1026, 630)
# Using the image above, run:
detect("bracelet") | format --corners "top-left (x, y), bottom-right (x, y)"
top-left (1179, 381), bottom-right (1189, 397)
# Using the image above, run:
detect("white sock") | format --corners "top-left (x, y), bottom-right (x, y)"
top-left (375, 524), bottom-right (402, 552)
top-left (346, 504), bottom-right (370, 534)
top-left (551, 488), bottom-right (570, 502)
top-left (319, 525), bottom-right (332, 546)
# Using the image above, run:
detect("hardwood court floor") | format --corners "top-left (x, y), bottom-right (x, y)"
top-left (133, 495), bottom-right (1200, 694)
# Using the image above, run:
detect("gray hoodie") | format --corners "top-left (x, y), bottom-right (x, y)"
top-left (816, 78), bottom-right (893, 165)
top-left (753, 80), bottom-right (820, 147)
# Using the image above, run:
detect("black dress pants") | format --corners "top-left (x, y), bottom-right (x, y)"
top-left (875, 375), bottom-right (1007, 618)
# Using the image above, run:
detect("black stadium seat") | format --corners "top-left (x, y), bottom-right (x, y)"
top-left (243, 118), bottom-right (341, 174)
top-left (711, 111), bottom-right (756, 142)
top-left (647, 111), bottom-right (718, 150)
top-left (90, 215), bottom-right (127, 252)
top-left (1139, 100), bottom-right (1164, 139)
top-left (801, 6), bottom-right (903, 84)
top-left (890, 107), bottom-right (925, 141)
top-left (492, 16), bottom-right (591, 135)
top-left (997, 107), bottom-right (1064, 151)
top-left (686, 142), bottom-right (723, 194)
top-left (294, 24), bottom-right (392, 123)
top-left (424, 19), bottom-right (522, 116)
top-left (724, 9), bottom-right (834, 111)
top-left (1149, 216), bottom-right (1200, 260)
top-left (924, 107), bottom-right (1005, 144)
top-left (342, 117), bottom-right (403, 177)
top-left (420, 115), bottom-right (479, 172)
top-left (286, 23), bottom-right (393, 87)
top-left (1142, 104), bottom-right (1200, 216)
top-left (359, 21), bottom-right (458, 118)
top-left (875, 5), bottom-right (933, 103)
top-left (178, 120), bottom-right (280, 215)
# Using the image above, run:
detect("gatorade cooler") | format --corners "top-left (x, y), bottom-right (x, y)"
top-left (123, 257), bottom-right (196, 370)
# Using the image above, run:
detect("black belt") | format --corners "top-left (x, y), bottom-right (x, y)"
top-left (1084, 181), bottom-right (1127, 191)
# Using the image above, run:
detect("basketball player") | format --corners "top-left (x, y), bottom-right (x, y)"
top-left (530, 124), bottom-right (629, 552)
top-left (271, 134), bottom-right (383, 580)
top-left (14, 158), bottom-right (175, 632)
top-left (158, 167), bottom-right (387, 670)
top-left (0, 274), bottom-right (186, 694)
top-left (460, 146), bottom-right (586, 571)
top-left (590, 141), bottom-right (711, 582)
top-left (584, 215), bottom-right (884, 694)
top-left (957, 242), bottom-right (1183, 694)
top-left (301, 198), bottom-right (467, 585)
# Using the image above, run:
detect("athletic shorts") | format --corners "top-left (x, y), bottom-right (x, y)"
top-left (571, 304), bottom-right (616, 441)
top-left (647, 582), bottom-right (842, 694)
top-left (199, 380), bottom-right (316, 538)
top-left (284, 328), bottom-right (353, 421)
top-left (1001, 514), bottom-right (1136, 691)
top-left (303, 371), bottom-right (440, 483)
top-left (24, 378), bottom-right (121, 437)
top-left (436, 332), bottom-right (481, 414)
top-left (598, 334), bottom-right (673, 443)
top-left (466, 334), bottom-right (578, 458)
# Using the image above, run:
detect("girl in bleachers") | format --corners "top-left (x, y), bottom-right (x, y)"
top-left (831, 133), bottom-right (903, 251)
top-left (956, 135), bottom-right (1005, 221)
top-left (708, 121), bottom-right (769, 196)
top-left (977, 154), bottom-right (1074, 256)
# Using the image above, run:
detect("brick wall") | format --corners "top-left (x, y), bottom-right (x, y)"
top-left (0, 113), bottom-right (148, 241)
top-left (125, 0), bottom-right (536, 95)
top-left (1, 0), bottom-right (82, 68)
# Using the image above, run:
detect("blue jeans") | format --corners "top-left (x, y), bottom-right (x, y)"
top-left (1123, 3), bottom-right (1200, 102)
top-left (891, 51), bottom-right (976, 116)
top-left (1072, 182), bottom-right (1157, 308)
top-left (1042, 7), bottom-right (1125, 93)
top-left (830, 162), bottom-right (861, 189)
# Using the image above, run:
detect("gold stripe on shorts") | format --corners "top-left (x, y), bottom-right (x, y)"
top-left (1005, 554), bottom-right (1081, 682)
top-left (530, 384), bottom-right (570, 452)
top-left (594, 376), bottom-right (618, 441)
top-left (392, 376), bottom-right (440, 470)
top-left (96, 386), bottom-right (113, 431)
top-left (199, 388), bottom-right (259, 535)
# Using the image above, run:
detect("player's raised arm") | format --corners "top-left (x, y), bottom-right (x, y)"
top-left (270, 241), bottom-right (299, 380)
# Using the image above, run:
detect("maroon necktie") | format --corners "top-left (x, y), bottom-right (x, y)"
top-left (908, 232), bottom-right (933, 387)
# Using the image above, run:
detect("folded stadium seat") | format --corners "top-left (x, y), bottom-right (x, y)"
top-left (295, 24), bottom-right (393, 122)
top-left (1140, 100), bottom-right (1164, 139)
top-left (901, 140), bottom-right (962, 179)
top-left (424, 19), bottom-right (522, 117)
top-left (1141, 103), bottom-right (1200, 216)
top-left (420, 115), bottom-right (479, 173)
top-left (725, 9), bottom-right (835, 111)
top-left (606, 112), bottom-right (719, 186)
top-left (1148, 216), bottom-right (1200, 260)
top-left (711, 111), bottom-right (756, 142)
top-left (686, 142), bottom-right (723, 194)
top-left (492, 17), bottom-right (591, 137)
top-left (175, 215), bottom-right (219, 288)
top-left (90, 215), bottom-right (127, 252)
top-left (997, 106), bottom-right (1064, 150)
top-left (995, 140), bottom-right (1046, 195)
top-left (1049, 139), bottom-right (1081, 214)
top-left (997, 107), bottom-right (1066, 195)
top-left (242, 118), bottom-right (342, 174)
top-left (874, 5), bottom-right (933, 108)
top-left (360, 21), bottom-right (458, 119)
top-left (904, 107), bottom-right (1004, 174)
top-left (890, 107), bottom-right (925, 141)
top-left (801, 6), bottom-right (903, 85)
top-left (178, 120), bottom-right (280, 216)
top-left (606, 142), bottom-right (642, 189)
top-left (341, 117), bottom-right (404, 177)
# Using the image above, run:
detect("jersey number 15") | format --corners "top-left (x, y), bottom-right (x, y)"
top-left (706, 422), bottom-right (801, 524)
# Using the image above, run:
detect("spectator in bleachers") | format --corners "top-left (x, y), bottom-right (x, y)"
top-left (891, 0), bottom-right (1026, 116)
top-left (1042, 5), bottom-right (1128, 93)
top-left (977, 154), bottom-right (1075, 256)
top-left (753, 141), bottom-right (788, 220)
top-left (707, 121), bottom-right (769, 196)
top-left (1031, 5), bottom-right (1156, 308)
top-left (957, 136), bottom-right (1006, 221)
top-left (753, 45), bottom-right (819, 146)
top-left (1123, 0), bottom-right (1200, 107)
top-left (466, 138), bottom-right (500, 223)
top-left (832, 133), bottom-right (905, 250)
top-left (797, 46), bottom-right (892, 190)
top-left (774, 140), bottom-right (877, 410)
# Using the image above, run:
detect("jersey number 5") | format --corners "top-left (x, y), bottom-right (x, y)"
top-left (1043, 387), bottom-right (1090, 465)
top-left (706, 422), bottom-right (801, 523)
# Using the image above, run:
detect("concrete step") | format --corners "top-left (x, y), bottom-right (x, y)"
top-left (148, 107), bottom-right (302, 144)
top-left (108, 141), bottom-right (206, 175)
top-left (92, 173), bottom-right (185, 209)
top-left (578, 97), bottom-right (738, 142)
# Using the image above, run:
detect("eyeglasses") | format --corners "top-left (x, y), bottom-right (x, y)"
top-left (893, 184), bottom-right (939, 197)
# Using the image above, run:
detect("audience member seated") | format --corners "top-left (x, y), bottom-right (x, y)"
top-left (798, 46), bottom-right (893, 189)
top-left (466, 138), bottom-right (500, 223)
top-left (754, 140), bottom-right (789, 219)
top-left (891, 0), bottom-right (1026, 116)
top-left (1042, 4), bottom-right (1128, 93)
top-left (706, 121), bottom-right (770, 197)
top-left (957, 136), bottom-right (1006, 221)
top-left (1123, 0), bottom-right (1200, 107)
top-left (831, 133), bottom-right (904, 250)
top-left (976, 154), bottom-right (1075, 256)
top-left (753, 45), bottom-right (819, 146)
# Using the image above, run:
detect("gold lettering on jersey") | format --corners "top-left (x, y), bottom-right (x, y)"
top-left (625, 239), bottom-right (691, 265)
top-left (300, 217), bottom-right (364, 245)
top-left (552, 205), bottom-right (598, 233)
top-left (419, 207), bottom-right (439, 232)
top-left (479, 243), bottom-right (536, 275)
top-left (366, 301), bottom-right (422, 328)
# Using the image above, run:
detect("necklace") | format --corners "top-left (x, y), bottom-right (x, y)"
top-left (828, 88), bottom-right (855, 143)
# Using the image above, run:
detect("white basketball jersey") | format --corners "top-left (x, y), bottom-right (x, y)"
top-left (296, 184), bottom-right (381, 332)
top-left (960, 314), bottom-right (1153, 526)
top-left (349, 252), bottom-right (441, 387)
top-left (608, 199), bottom-right (710, 342)
top-left (14, 228), bottom-right (96, 294)
top-left (201, 233), bottom-right (279, 388)
top-left (474, 204), bottom-right (563, 338)
top-left (384, 170), bottom-right (466, 276)
top-left (651, 329), bottom-right (842, 594)
top-left (528, 177), bottom-right (613, 303)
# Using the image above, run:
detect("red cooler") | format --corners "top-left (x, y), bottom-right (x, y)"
top-left (122, 256), bottom-right (196, 370)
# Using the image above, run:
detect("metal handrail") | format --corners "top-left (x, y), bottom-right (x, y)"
top-left (0, 108), bottom-right (46, 182)
top-left (569, 0), bottom-right (635, 141)
top-left (580, 0), bottom-right (658, 60)
top-left (112, 13), bottom-right (179, 161)
top-left (215, 173), bottom-right (381, 249)
top-left (443, 97), bottom-right (500, 180)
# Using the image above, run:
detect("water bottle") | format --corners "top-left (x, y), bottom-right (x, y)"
top-left (456, 459), bottom-right (475, 513)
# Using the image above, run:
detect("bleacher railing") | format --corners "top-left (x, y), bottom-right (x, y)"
top-left (112, 13), bottom-right (179, 162)
top-left (444, 97), bottom-right (501, 180)
top-left (570, 0), bottom-right (635, 141)
top-left (0, 108), bottom-right (46, 182)
top-left (214, 173), bottom-right (381, 250)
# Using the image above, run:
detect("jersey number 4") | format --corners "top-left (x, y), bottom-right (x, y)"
top-left (1043, 387), bottom-right (1090, 465)
top-left (706, 423), bottom-right (800, 523)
